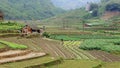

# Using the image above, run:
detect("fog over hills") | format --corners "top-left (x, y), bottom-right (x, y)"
top-left (51, 0), bottom-right (101, 10)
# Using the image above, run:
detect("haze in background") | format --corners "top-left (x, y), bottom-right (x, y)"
top-left (51, 0), bottom-right (101, 10)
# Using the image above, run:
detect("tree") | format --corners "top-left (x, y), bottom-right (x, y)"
top-left (89, 3), bottom-right (99, 17)
top-left (106, 3), bottom-right (120, 11)
top-left (89, 3), bottom-right (99, 11)
top-left (91, 9), bottom-right (98, 17)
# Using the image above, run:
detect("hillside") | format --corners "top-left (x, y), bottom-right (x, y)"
top-left (41, 0), bottom-right (120, 27)
top-left (100, 0), bottom-right (120, 20)
top-left (41, 9), bottom-right (89, 27)
top-left (101, 11), bottom-right (120, 20)
top-left (0, 0), bottom-right (64, 20)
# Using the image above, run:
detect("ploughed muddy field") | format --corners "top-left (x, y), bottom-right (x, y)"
top-left (0, 37), bottom-right (120, 62)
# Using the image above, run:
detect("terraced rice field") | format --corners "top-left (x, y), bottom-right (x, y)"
top-left (63, 41), bottom-right (95, 60)
top-left (63, 41), bottom-right (120, 62)
top-left (0, 37), bottom-right (75, 59)
top-left (0, 50), bottom-right (46, 64)
top-left (48, 60), bottom-right (102, 68)
top-left (89, 50), bottom-right (120, 62)
top-left (0, 37), bottom-right (120, 62)
top-left (0, 55), bottom-right (56, 68)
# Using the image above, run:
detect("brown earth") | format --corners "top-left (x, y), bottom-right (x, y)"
top-left (0, 37), bottom-right (120, 62)
top-left (0, 49), bottom-right (46, 64)
top-left (101, 11), bottom-right (120, 20)
top-left (89, 50), bottom-right (120, 62)
top-left (0, 37), bottom-right (75, 59)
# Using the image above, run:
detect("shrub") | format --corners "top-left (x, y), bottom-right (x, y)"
top-left (42, 32), bottom-right (50, 38)
top-left (80, 39), bottom-right (120, 53)
top-left (106, 3), bottom-right (120, 11)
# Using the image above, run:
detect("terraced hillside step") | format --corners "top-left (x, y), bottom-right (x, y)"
top-left (0, 52), bottom-right (46, 64)
top-left (63, 41), bottom-right (96, 60)
top-left (0, 48), bottom-right (9, 53)
top-left (0, 50), bottom-right (32, 59)
top-left (89, 50), bottom-right (120, 62)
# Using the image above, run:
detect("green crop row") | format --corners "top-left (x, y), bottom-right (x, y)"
top-left (0, 40), bottom-right (28, 49)
top-left (50, 34), bottom-right (120, 41)
top-left (0, 22), bottom-right (23, 33)
top-left (79, 39), bottom-right (120, 53)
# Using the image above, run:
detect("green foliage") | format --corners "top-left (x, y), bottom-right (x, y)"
top-left (91, 9), bottom-right (99, 17)
top-left (0, 56), bottom-right (56, 68)
top-left (42, 32), bottom-right (50, 38)
top-left (0, 43), bottom-right (6, 49)
top-left (0, 0), bottom-right (64, 20)
top-left (41, 0), bottom-right (120, 27)
top-left (41, 9), bottom-right (89, 27)
top-left (0, 21), bottom-right (23, 33)
top-left (99, 0), bottom-right (120, 16)
top-left (89, 3), bottom-right (99, 11)
top-left (80, 39), bottom-right (120, 52)
top-left (50, 34), bottom-right (120, 41)
top-left (105, 3), bottom-right (120, 11)
top-left (0, 40), bottom-right (27, 49)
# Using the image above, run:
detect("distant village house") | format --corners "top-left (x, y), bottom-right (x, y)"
top-left (21, 25), bottom-right (44, 36)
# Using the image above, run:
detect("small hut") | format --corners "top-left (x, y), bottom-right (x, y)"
top-left (21, 25), bottom-right (32, 36)
top-left (0, 11), bottom-right (4, 21)
top-left (21, 24), bottom-right (44, 36)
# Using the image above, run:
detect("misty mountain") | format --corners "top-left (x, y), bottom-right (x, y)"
top-left (51, 0), bottom-right (101, 10)
top-left (0, 0), bottom-right (64, 20)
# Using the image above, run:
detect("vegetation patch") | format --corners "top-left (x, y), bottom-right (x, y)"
top-left (48, 60), bottom-right (102, 68)
top-left (27, 58), bottom-right (63, 68)
top-left (50, 34), bottom-right (120, 41)
top-left (0, 21), bottom-right (23, 33)
top-left (0, 56), bottom-right (55, 68)
top-left (0, 40), bottom-right (27, 50)
top-left (80, 39), bottom-right (120, 53)
top-left (0, 43), bottom-right (6, 49)
top-left (101, 62), bottom-right (120, 68)
top-left (0, 33), bottom-right (19, 38)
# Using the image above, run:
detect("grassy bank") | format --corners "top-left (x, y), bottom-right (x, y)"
top-left (0, 40), bottom-right (27, 50)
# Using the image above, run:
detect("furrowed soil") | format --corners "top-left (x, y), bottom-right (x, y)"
top-left (0, 37), bottom-right (120, 62)
top-left (0, 37), bottom-right (75, 59)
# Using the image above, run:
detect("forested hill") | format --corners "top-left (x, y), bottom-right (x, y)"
top-left (42, 0), bottom-right (120, 25)
top-left (0, 0), bottom-right (64, 20)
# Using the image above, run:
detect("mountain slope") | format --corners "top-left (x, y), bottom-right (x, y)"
top-left (42, 0), bottom-right (120, 26)
top-left (0, 0), bottom-right (64, 20)
top-left (41, 9), bottom-right (89, 27)
top-left (100, 0), bottom-right (120, 20)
